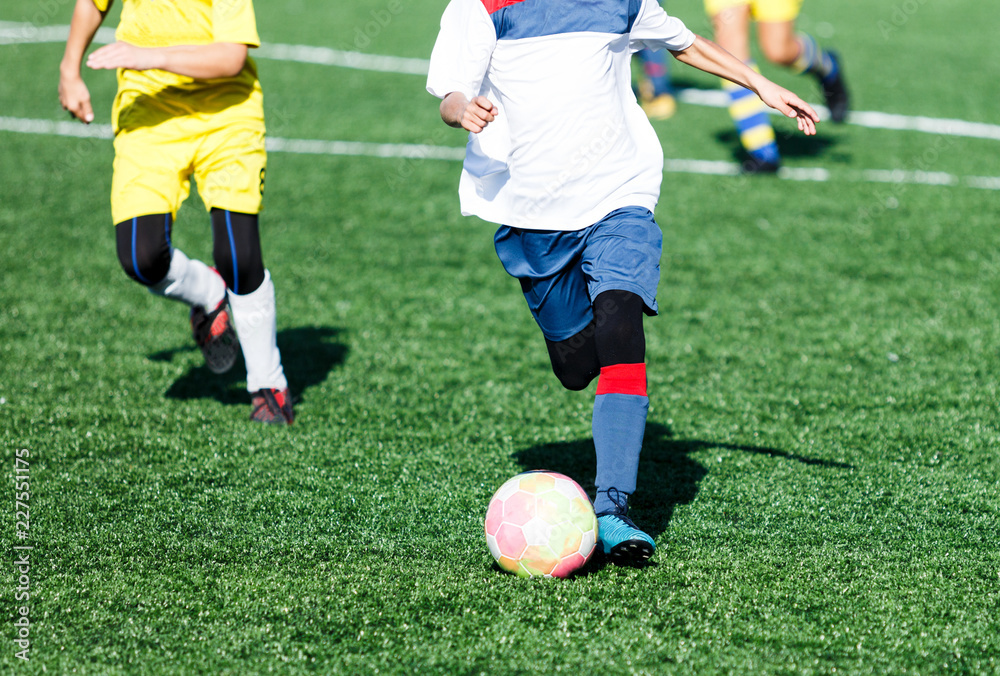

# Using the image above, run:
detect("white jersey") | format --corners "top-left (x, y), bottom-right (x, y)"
top-left (427, 0), bottom-right (695, 231)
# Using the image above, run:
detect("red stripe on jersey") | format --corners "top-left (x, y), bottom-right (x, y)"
top-left (480, 0), bottom-right (530, 14)
top-left (595, 363), bottom-right (647, 397)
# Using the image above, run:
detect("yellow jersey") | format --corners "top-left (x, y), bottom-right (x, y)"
top-left (94, 0), bottom-right (264, 133)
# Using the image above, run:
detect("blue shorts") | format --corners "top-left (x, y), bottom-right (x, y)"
top-left (494, 206), bottom-right (662, 342)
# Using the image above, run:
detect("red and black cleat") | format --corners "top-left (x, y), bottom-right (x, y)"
top-left (190, 300), bottom-right (239, 374)
top-left (250, 388), bottom-right (294, 425)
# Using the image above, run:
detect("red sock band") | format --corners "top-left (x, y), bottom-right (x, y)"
top-left (595, 363), bottom-right (647, 396)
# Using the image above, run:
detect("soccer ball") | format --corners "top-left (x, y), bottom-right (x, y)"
top-left (485, 471), bottom-right (598, 578)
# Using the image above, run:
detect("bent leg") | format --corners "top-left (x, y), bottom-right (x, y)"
top-left (494, 224), bottom-right (598, 389)
top-left (115, 213), bottom-right (173, 286)
top-left (115, 213), bottom-right (225, 310)
top-left (756, 19), bottom-right (800, 66)
top-left (759, 21), bottom-right (848, 122)
top-left (710, 3), bottom-right (752, 62)
top-left (545, 325), bottom-right (600, 391)
top-left (211, 209), bottom-right (287, 394)
top-left (210, 209), bottom-right (266, 295)
top-left (542, 288), bottom-right (647, 394)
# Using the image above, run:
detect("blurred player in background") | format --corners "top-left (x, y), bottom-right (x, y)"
top-left (706, 0), bottom-right (849, 172)
top-left (428, 0), bottom-right (818, 565)
top-left (636, 47), bottom-right (677, 120)
top-left (635, 2), bottom-right (677, 121)
top-left (58, 0), bottom-right (293, 424)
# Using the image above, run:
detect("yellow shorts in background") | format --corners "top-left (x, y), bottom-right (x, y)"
top-left (704, 0), bottom-right (802, 23)
top-left (110, 90), bottom-right (266, 225)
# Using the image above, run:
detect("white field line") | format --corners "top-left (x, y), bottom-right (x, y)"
top-left (0, 115), bottom-right (114, 139)
top-left (966, 176), bottom-right (1000, 190)
top-left (266, 136), bottom-right (466, 161)
top-left (663, 158), bottom-right (738, 176)
top-left (676, 88), bottom-right (1000, 141)
top-left (0, 22), bottom-right (116, 44)
top-left (4, 20), bottom-right (1000, 142)
top-left (3, 115), bottom-right (997, 191)
top-left (0, 116), bottom-right (464, 160)
top-left (258, 42), bottom-right (430, 76)
top-left (861, 169), bottom-right (958, 187)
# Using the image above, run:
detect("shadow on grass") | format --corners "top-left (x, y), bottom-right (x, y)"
top-left (715, 128), bottom-right (842, 164)
top-left (643, 77), bottom-right (851, 164)
top-left (150, 326), bottom-right (348, 405)
top-left (513, 422), bottom-right (852, 573)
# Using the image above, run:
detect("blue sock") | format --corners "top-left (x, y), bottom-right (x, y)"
top-left (592, 364), bottom-right (649, 514)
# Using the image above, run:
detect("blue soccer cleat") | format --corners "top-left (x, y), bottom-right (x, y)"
top-left (595, 488), bottom-right (656, 565)
top-left (741, 154), bottom-right (781, 175)
top-left (821, 51), bottom-right (850, 124)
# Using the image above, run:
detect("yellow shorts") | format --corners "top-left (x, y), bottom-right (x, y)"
top-left (110, 88), bottom-right (267, 225)
top-left (704, 0), bottom-right (802, 23)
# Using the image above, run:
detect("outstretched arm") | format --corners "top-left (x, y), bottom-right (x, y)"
top-left (672, 35), bottom-right (820, 135)
top-left (59, 0), bottom-right (108, 123)
top-left (440, 92), bottom-right (498, 134)
top-left (86, 41), bottom-right (249, 80)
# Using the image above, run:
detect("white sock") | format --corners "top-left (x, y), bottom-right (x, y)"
top-left (149, 249), bottom-right (226, 310)
top-left (228, 269), bottom-right (288, 393)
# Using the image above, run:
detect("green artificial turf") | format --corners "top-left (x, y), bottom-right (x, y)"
top-left (1, 1), bottom-right (999, 673)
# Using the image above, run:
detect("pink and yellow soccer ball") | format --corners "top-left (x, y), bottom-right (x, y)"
top-left (485, 471), bottom-right (598, 578)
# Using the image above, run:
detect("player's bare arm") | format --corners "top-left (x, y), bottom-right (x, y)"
top-left (87, 41), bottom-right (249, 80)
top-left (672, 36), bottom-right (820, 135)
top-left (59, 0), bottom-right (108, 123)
top-left (440, 92), bottom-right (498, 134)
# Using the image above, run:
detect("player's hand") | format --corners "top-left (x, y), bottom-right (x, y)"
top-left (58, 73), bottom-right (94, 124)
top-left (461, 96), bottom-right (498, 134)
top-left (756, 82), bottom-right (820, 136)
top-left (87, 41), bottom-right (162, 72)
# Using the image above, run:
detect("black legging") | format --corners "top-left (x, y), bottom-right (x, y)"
top-left (115, 209), bottom-right (265, 295)
top-left (545, 290), bottom-right (646, 391)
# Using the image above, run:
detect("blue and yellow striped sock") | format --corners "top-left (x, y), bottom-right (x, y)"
top-left (793, 33), bottom-right (838, 86)
top-left (724, 62), bottom-right (780, 165)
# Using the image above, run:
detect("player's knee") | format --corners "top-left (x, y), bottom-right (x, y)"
top-left (760, 39), bottom-right (799, 66)
top-left (114, 218), bottom-right (171, 286)
top-left (211, 209), bottom-right (265, 295)
top-left (546, 331), bottom-right (599, 390)
top-left (552, 363), bottom-right (596, 391)
top-left (214, 254), bottom-right (265, 295)
top-left (117, 245), bottom-right (170, 286)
